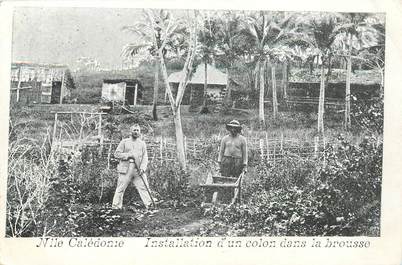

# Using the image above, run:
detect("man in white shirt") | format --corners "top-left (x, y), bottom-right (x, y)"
top-left (112, 124), bottom-right (153, 210)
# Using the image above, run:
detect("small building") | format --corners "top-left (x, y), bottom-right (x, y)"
top-left (101, 79), bottom-right (144, 105)
top-left (168, 64), bottom-right (237, 106)
top-left (10, 62), bottom-right (75, 105)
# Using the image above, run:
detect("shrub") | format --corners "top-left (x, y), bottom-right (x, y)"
top-left (352, 94), bottom-right (383, 134)
top-left (67, 87), bottom-right (102, 104)
top-left (242, 157), bottom-right (317, 200)
top-left (148, 161), bottom-right (203, 208)
top-left (6, 139), bottom-right (56, 237)
top-left (314, 135), bottom-right (382, 235)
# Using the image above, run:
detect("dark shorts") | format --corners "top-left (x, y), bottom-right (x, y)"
top-left (220, 156), bottom-right (244, 178)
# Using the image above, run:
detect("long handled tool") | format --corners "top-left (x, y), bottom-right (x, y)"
top-left (132, 160), bottom-right (156, 208)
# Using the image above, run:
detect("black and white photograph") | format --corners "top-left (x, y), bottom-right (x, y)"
top-left (3, 5), bottom-right (387, 239)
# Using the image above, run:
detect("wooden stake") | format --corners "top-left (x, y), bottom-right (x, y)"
top-left (184, 135), bottom-right (187, 161)
top-left (314, 136), bottom-right (318, 158)
top-left (322, 136), bottom-right (326, 167)
top-left (98, 113), bottom-right (102, 137)
top-left (16, 66), bottom-right (22, 103)
top-left (52, 113), bottom-right (58, 146)
top-left (59, 69), bottom-right (65, 105)
top-left (265, 132), bottom-right (270, 161)
top-left (259, 139), bottom-right (264, 160)
top-left (106, 142), bottom-right (112, 170)
top-left (134, 83), bottom-right (138, 106)
top-left (160, 137), bottom-right (163, 163)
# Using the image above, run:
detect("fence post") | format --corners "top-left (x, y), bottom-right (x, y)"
top-left (193, 139), bottom-right (196, 158)
top-left (164, 137), bottom-right (168, 160)
top-left (52, 113), bottom-right (58, 147)
top-left (322, 136), bottom-right (326, 167)
top-left (265, 132), bottom-right (270, 161)
top-left (98, 113), bottom-right (102, 137)
top-left (280, 133), bottom-right (284, 152)
top-left (184, 136), bottom-right (187, 161)
top-left (273, 142), bottom-right (276, 165)
top-left (58, 122), bottom-right (63, 149)
top-left (159, 137), bottom-right (163, 164)
top-left (314, 136), bottom-right (319, 158)
top-left (106, 142), bottom-right (112, 170)
top-left (98, 114), bottom-right (103, 155)
top-left (259, 139), bottom-right (264, 160)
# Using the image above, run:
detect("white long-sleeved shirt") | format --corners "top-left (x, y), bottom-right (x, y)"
top-left (114, 137), bottom-right (148, 172)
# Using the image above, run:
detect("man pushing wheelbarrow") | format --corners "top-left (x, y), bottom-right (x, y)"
top-left (201, 120), bottom-right (248, 205)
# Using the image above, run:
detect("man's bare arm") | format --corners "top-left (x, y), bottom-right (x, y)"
top-left (218, 137), bottom-right (226, 163)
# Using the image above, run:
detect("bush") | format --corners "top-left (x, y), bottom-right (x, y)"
top-left (352, 94), bottom-right (383, 134)
top-left (6, 139), bottom-right (56, 237)
top-left (314, 135), bottom-right (382, 235)
top-left (67, 87), bottom-right (102, 104)
top-left (148, 161), bottom-right (203, 208)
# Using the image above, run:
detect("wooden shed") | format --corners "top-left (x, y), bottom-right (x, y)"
top-left (10, 62), bottom-right (75, 105)
top-left (101, 79), bottom-right (144, 105)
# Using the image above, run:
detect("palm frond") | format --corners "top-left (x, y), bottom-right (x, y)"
top-left (121, 43), bottom-right (151, 58)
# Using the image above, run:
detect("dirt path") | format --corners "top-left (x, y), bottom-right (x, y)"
top-left (111, 207), bottom-right (212, 237)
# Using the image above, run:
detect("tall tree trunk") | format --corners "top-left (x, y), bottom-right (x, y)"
top-left (309, 58), bottom-right (314, 75)
top-left (152, 60), bottom-right (159, 121)
top-left (258, 60), bottom-right (265, 128)
top-left (345, 39), bottom-right (352, 130)
top-left (317, 61), bottom-right (326, 135)
top-left (173, 107), bottom-right (186, 170)
top-left (271, 64), bottom-right (278, 119)
top-left (326, 53), bottom-right (332, 85)
top-left (282, 62), bottom-right (288, 100)
top-left (200, 62), bottom-right (208, 113)
top-left (224, 67), bottom-right (232, 107)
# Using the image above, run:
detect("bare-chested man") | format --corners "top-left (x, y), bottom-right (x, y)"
top-left (218, 120), bottom-right (248, 178)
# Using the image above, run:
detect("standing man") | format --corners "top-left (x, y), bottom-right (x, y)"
top-left (112, 124), bottom-right (153, 210)
top-left (218, 120), bottom-right (248, 178)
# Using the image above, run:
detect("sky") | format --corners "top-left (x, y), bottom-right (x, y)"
top-left (11, 7), bottom-right (385, 70)
top-left (12, 7), bottom-right (144, 69)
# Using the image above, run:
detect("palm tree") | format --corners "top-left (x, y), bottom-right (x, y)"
top-left (243, 11), bottom-right (275, 127)
top-left (335, 13), bottom-right (378, 130)
top-left (197, 14), bottom-right (220, 113)
top-left (213, 11), bottom-right (243, 108)
top-left (301, 13), bottom-right (342, 134)
top-left (244, 11), bottom-right (300, 124)
top-left (358, 19), bottom-right (385, 90)
top-left (122, 10), bottom-right (174, 121)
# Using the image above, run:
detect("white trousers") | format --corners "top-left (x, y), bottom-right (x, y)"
top-left (112, 163), bottom-right (153, 209)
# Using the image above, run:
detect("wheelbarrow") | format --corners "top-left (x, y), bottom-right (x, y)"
top-left (200, 171), bottom-right (245, 206)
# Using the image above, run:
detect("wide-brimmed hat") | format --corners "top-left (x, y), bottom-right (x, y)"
top-left (226, 120), bottom-right (242, 130)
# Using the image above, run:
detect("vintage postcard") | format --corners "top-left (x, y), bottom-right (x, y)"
top-left (0, 0), bottom-right (401, 264)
